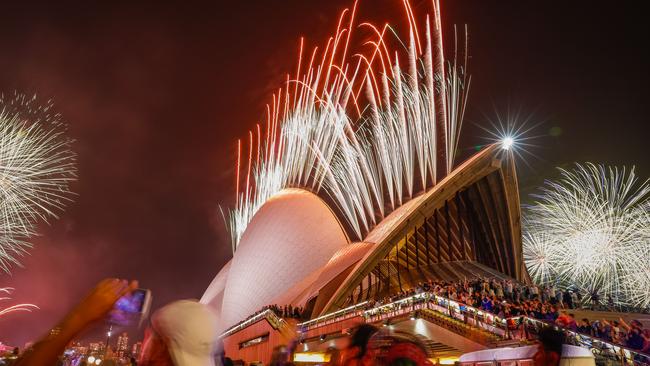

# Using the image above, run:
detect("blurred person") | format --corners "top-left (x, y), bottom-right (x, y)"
top-left (533, 327), bottom-right (564, 366)
top-left (620, 319), bottom-right (645, 350)
top-left (269, 345), bottom-right (292, 366)
top-left (641, 329), bottom-right (650, 353)
top-left (139, 300), bottom-right (219, 366)
top-left (570, 291), bottom-right (579, 309)
top-left (341, 324), bottom-right (377, 366)
top-left (14, 278), bottom-right (138, 366)
top-left (577, 319), bottom-right (592, 335)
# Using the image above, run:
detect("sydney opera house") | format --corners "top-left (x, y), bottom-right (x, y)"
top-left (198, 2), bottom-right (650, 361)
top-left (200, 1), bottom-right (533, 364)
top-left (202, 142), bottom-right (526, 363)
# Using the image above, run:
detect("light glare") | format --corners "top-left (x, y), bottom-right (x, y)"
top-left (501, 136), bottom-right (514, 150)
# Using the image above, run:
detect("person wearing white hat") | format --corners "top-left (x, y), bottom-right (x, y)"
top-left (140, 300), bottom-right (219, 366)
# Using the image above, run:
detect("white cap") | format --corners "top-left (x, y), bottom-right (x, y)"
top-left (152, 300), bottom-right (219, 366)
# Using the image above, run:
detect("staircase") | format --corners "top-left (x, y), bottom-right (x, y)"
top-left (420, 308), bottom-right (503, 346)
top-left (413, 334), bottom-right (461, 358)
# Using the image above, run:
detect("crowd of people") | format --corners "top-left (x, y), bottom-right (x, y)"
top-left (261, 304), bottom-right (305, 320)
top-left (363, 277), bottom-right (650, 353)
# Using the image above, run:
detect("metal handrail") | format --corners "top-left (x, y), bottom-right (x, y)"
top-left (220, 309), bottom-right (285, 338)
top-left (297, 301), bottom-right (368, 330)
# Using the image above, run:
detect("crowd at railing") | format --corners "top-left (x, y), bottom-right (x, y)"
top-left (374, 278), bottom-right (650, 352)
top-left (294, 278), bottom-right (650, 365)
top-left (223, 277), bottom-right (650, 365)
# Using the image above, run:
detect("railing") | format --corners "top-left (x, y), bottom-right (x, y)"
top-left (301, 292), bottom-right (650, 366)
top-left (362, 292), bottom-right (510, 338)
top-left (221, 293), bottom-right (650, 366)
top-left (221, 309), bottom-right (286, 338)
top-left (297, 301), bottom-right (368, 331)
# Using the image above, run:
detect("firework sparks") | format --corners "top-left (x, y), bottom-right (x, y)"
top-left (227, 0), bottom-right (470, 247)
top-left (0, 93), bottom-right (76, 272)
top-left (523, 163), bottom-right (650, 309)
top-left (0, 287), bottom-right (38, 318)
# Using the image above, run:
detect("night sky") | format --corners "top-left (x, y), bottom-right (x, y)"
top-left (0, 1), bottom-right (647, 346)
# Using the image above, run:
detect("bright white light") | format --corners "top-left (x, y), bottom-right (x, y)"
top-left (523, 163), bottom-right (650, 309)
top-left (88, 356), bottom-right (96, 364)
top-left (501, 136), bottom-right (514, 150)
top-left (95, 359), bottom-right (102, 365)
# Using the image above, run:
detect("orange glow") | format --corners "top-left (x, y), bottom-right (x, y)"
top-left (235, 139), bottom-right (241, 208)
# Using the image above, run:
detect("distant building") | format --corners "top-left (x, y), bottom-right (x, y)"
top-left (116, 333), bottom-right (129, 358)
top-left (88, 342), bottom-right (105, 356)
top-left (66, 342), bottom-right (88, 357)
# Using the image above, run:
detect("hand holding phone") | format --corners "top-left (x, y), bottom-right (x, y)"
top-left (109, 288), bottom-right (152, 326)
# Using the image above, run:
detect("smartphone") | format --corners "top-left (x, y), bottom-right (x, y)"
top-left (110, 288), bottom-right (152, 327)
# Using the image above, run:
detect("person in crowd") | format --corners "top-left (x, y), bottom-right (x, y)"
top-left (341, 324), bottom-right (378, 366)
top-left (641, 329), bottom-right (650, 353)
top-left (620, 319), bottom-right (645, 350)
top-left (13, 278), bottom-right (138, 366)
top-left (570, 291), bottom-right (579, 309)
top-left (269, 345), bottom-right (293, 366)
top-left (533, 327), bottom-right (564, 366)
top-left (577, 318), bottom-right (592, 335)
top-left (139, 299), bottom-right (219, 366)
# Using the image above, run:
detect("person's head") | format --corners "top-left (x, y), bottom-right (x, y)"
top-left (269, 345), bottom-right (290, 366)
top-left (140, 300), bottom-right (219, 366)
top-left (534, 327), bottom-right (564, 366)
top-left (630, 320), bottom-right (642, 329)
top-left (349, 324), bottom-right (378, 359)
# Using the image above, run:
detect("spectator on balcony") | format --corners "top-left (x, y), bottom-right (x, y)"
top-left (562, 291), bottom-right (573, 309)
top-left (570, 291), bottom-right (579, 309)
top-left (577, 318), bottom-right (592, 335)
top-left (554, 289), bottom-right (563, 307)
top-left (641, 329), bottom-right (650, 353)
top-left (481, 296), bottom-right (493, 312)
top-left (505, 280), bottom-right (514, 300)
top-left (589, 291), bottom-right (600, 310)
top-left (621, 319), bottom-right (645, 350)
top-left (533, 327), bottom-right (564, 366)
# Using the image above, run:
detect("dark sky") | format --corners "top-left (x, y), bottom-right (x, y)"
top-left (0, 0), bottom-right (647, 346)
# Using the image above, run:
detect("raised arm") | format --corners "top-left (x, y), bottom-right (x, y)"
top-left (15, 278), bottom-right (138, 366)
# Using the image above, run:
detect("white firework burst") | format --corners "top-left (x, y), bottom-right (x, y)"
top-left (227, 1), bottom-right (470, 248)
top-left (0, 287), bottom-right (39, 318)
top-left (523, 163), bottom-right (650, 308)
top-left (0, 93), bottom-right (76, 272)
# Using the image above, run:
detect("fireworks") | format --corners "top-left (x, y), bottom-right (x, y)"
top-left (0, 287), bottom-right (38, 318)
top-left (227, 1), bottom-right (470, 248)
top-left (523, 163), bottom-right (650, 308)
top-left (0, 93), bottom-right (76, 272)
